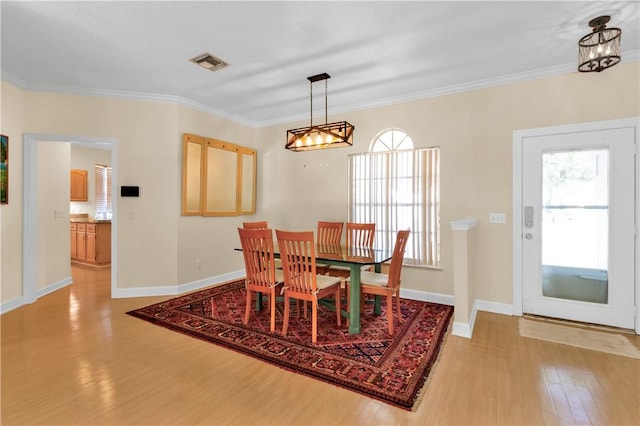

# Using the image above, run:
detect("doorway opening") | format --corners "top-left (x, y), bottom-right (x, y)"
top-left (23, 133), bottom-right (117, 304)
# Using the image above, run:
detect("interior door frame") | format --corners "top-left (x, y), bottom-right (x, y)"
top-left (22, 133), bottom-right (117, 304)
top-left (512, 118), bottom-right (639, 334)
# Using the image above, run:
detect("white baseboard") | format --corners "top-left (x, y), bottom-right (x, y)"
top-left (111, 269), bottom-right (245, 298)
top-left (476, 299), bottom-right (514, 316)
top-left (37, 276), bottom-right (73, 298)
top-left (1, 276), bottom-right (73, 314)
top-left (176, 270), bottom-right (245, 294)
top-left (1, 296), bottom-right (25, 314)
top-left (400, 289), bottom-right (514, 339)
top-left (400, 288), bottom-right (454, 306)
top-left (2, 271), bottom-right (246, 311)
top-left (452, 302), bottom-right (479, 338)
top-left (452, 321), bottom-right (472, 338)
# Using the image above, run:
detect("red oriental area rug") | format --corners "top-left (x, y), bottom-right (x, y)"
top-left (127, 280), bottom-right (453, 410)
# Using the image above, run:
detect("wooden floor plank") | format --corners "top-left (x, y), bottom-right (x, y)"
top-left (1, 265), bottom-right (638, 425)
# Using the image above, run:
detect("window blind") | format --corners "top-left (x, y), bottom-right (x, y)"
top-left (349, 147), bottom-right (440, 266)
top-left (95, 164), bottom-right (112, 216)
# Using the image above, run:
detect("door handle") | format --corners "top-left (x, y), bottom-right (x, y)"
top-left (525, 233), bottom-right (533, 240)
top-left (524, 206), bottom-right (534, 228)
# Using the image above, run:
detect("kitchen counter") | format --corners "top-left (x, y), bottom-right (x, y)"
top-left (70, 213), bottom-right (111, 224)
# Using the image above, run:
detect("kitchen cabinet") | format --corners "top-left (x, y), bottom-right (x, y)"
top-left (70, 223), bottom-right (77, 259)
top-left (71, 221), bottom-right (111, 266)
top-left (70, 169), bottom-right (88, 201)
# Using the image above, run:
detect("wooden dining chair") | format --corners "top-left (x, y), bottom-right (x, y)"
top-left (276, 229), bottom-right (342, 343)
top-left (317, 221), bottom-right (343, 244)
top-left (242, 221), bottom-right (269, 229)
top-left (346, 222), bottom-right (376, 247)
top-left (243, 220), bottom-right (282, 269)
top-left (327, 222), bottom-right (376, 279)
top-left (238, 227), bottom-right (284, 333)
top-left (346, 229), bottom-right (410, 335)
top-left (316, 221), bottom-right (343, 274)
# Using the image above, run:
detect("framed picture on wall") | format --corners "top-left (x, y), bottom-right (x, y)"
top-left (1, 134), bottom-right (7, 204)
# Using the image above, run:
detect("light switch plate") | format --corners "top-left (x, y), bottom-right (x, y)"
top-left (489, 213), bottom-right (506, 224)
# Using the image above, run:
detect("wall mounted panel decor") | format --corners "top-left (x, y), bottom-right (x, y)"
top-left (182, 133), bottom-right (256, 216)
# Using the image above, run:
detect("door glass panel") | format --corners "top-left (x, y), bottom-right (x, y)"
top-left (541, 149), bottom-right (608, 304)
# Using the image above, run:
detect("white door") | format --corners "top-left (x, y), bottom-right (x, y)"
top-left (521, 127), bottom-right (635, 329)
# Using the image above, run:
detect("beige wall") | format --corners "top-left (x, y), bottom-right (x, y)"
top-left (1, 61), bottom-right (639, 309)
top-left (255, 62), bottom-right (640, 305)
top-left (37, 142), bottom-right (70, 289)
top-left (0, 82), bottom-right (25, 302)
top-left (175, 107), bottom-right (257, 284)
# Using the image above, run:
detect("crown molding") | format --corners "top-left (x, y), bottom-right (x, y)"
top-left (0, 71), bottom-right (256, 128)
top-left (4, 50), bottom-right (638, 130)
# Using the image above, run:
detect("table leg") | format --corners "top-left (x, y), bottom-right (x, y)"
top-left (255, 291), bottom-right (263, 312)
top-left (373, 263), bottom-right (382, 315)
top-left (348, 265), bottom-right (361, 334)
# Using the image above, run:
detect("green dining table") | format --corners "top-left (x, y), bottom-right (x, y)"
top-left (239, 242), bottom-right (394, 334)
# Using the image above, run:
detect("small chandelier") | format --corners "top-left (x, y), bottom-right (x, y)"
top-left (286, 73), bottom-right (354, 151)
top-left (578, 15), bottom-right (621, 73)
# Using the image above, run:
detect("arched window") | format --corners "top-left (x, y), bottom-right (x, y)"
top-left (370, 128), bottom-right (414, 152)
top-left (349, 129), bottom-right (440, 267)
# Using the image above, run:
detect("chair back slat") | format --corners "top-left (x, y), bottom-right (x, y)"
top-left (276, 230), bottom-right (318, 295)
top-left (387, 230), bottom-right (411, 290)
top-left (243, 221), bottom-right (269, 229)
top-left (346, 222), bottom-right (375, 247)
top-left (317, 221), bottom-right (343, 245)
top-left (238, 228), bottom-right (278, 289)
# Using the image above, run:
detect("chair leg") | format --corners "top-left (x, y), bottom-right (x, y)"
top-left (244, 289), bottom-right (252, 325)
top-left (269, 291), bottom-right (276, 333)
top-left (395, 290), bottom-right (402, 324)
top-left (312, 301), bottom-right (318, 344)
top-left (386, 292), bottom-right (394, 335)
top-left (282, 295), bottom-right (290, 337)
top-left (335, 288), bottom-right (341, 327)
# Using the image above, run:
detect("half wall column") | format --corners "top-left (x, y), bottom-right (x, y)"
top-left (449, 219), bottom-right (478, 338)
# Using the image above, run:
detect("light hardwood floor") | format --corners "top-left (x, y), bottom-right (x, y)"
top-left (2, 265), bottom-right (639, 425)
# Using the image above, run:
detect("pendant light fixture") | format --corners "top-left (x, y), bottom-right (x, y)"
top-left (578, 15), bottom-right (621, 73)
top-left (286, 73), bottom-right (354, 152)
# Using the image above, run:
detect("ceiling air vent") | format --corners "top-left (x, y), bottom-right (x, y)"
top-left (190, 52), bottom-right (229, 72)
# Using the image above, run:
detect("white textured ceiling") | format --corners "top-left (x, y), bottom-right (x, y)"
top-left (2, 1), bottom-right (639, 127)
